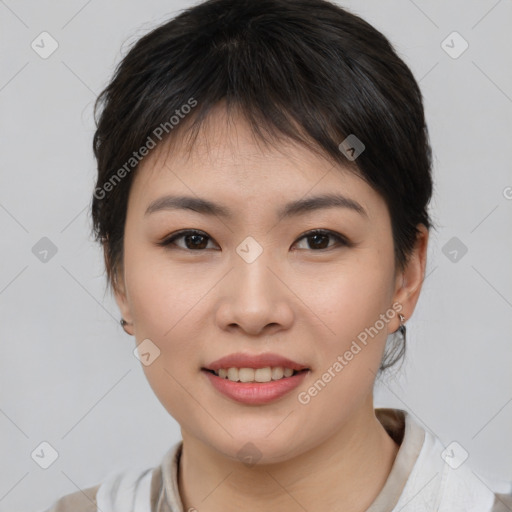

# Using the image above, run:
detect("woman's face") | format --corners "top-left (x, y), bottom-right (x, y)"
top-left (115, 106), bottom-right (426, 463)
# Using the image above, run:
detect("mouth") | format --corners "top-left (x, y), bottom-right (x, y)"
top-left (202, 367), bottom-right (309, 383)
top-left (201, 352), bottom-right (310, 405)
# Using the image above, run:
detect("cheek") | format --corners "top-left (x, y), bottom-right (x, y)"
top-left (301, 252), bottom-right (394, 346)
top-left (123, 247), bottom-right (207, 419)
top-left (295, 268), bottom-right (394, 421)
top-left (122, 248), bottom-right (210, 416)
top-left (124, 241), bottom-right (202, 333)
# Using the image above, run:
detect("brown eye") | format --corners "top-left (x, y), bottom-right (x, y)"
top-left (158, 230), bottom-right (216, 251)
top-left (293, 229), bottom-right (350, 251)
top-left (157, 228), bottom-right (351, 252)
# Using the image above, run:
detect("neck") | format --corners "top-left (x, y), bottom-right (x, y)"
top-left (178, 400), bottom-right (399, 512)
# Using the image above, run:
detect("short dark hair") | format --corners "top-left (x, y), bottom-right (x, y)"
top-left (91, 0), bottom-right (434, 372)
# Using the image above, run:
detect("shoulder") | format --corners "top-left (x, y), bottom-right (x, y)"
top-left (42, 467), bottom-right (156, 512)
top-left (42, 484), bottom-right (100, 512)
top-left (41, 442), bottom-right (183, 512)
top-left (391, 410), bottom-right (512, 512)
top-left (491, 492), bottom-right (512, 511)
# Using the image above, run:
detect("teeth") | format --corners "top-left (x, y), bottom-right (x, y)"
top-left (239, 368), bottom-right (254, 382)
top-left (213, 366), bottom-right (299, 382)
top-left (271, 367), bottom-right (284, 380)
top-left (227, 367), bottom-right (238, 381)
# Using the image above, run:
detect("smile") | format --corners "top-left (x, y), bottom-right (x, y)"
top-left (201, 368), bottom-right (309, 405)
top-left (209, 366), bottom-right (300, 382)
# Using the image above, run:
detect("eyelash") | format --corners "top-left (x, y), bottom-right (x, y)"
top-left (157, 229), bottom-right (352, 252)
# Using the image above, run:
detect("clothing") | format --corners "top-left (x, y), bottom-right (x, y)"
top-left (41, 408), bottom-right (512, 511)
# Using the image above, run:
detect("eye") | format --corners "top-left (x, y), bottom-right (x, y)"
top-left (293, 229), bottom-right (350, 251)
top-left (157, 229), bottom-right (217, 251)
top-left (157, 228), bottom-right (351, 252)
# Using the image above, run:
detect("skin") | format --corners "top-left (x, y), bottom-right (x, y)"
top-left (113, 103), bottom-right (429, 512)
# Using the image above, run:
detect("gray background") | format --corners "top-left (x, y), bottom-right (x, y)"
top-left (1, 0), bottom-right (511, 510)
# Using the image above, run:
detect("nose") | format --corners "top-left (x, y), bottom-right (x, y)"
top-left (214, 248), bottom-right (294, 337)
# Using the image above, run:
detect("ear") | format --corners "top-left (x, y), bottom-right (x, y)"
top-left (112, 262), bottom-right (135, 336)
top-left (391, 224), bottom-right (429, 331)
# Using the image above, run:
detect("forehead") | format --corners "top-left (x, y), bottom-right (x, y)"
top-left (128, 106), bottom-right (386, 222)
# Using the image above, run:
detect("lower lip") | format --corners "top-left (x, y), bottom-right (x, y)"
top-left (202, 369), bottom-right (309, 405)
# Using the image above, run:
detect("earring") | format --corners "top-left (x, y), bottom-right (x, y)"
top-left (398, 313), bottom-right (406, 341)
top-left (120, 318), bottom-right (132, 334)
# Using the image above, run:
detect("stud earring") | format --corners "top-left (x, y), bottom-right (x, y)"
top-left (120, 318), bottom-right (132, 334)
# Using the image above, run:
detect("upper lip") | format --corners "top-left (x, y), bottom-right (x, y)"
top-left (203, 352), bottom-right (309, 372)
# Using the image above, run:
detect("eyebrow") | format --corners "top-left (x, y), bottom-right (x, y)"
top-left (144, 193), bottom-right (368, 220)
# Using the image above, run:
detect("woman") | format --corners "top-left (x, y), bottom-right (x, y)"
top-left (43, 0), bottom-right (512, 510)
